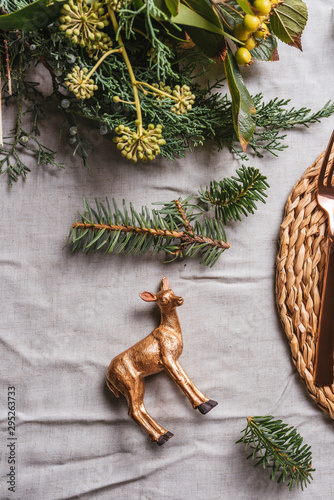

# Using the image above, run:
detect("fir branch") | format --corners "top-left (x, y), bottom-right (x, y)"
top-left (198, 166), bottom-right (269, 224)
top-left (69, 196), bottom-right (230, 267)
top-left (68, 167), bottom-right (269, 267)
top-left (236, 416), bottom-right (315, 491)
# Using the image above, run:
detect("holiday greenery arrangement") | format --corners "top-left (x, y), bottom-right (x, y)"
top-left (0, 1), bottom-right (327, 490)
top-left (237, 416), bottom-right (314, 490)
top-left (0, 0), bottom-right (333, 184)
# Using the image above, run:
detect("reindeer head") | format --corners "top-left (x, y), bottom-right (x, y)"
top-left (139, 277), bottom-right (184, 312)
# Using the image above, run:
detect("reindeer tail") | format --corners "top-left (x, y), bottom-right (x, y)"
top-left (105, 377), bottom-right (120, 398)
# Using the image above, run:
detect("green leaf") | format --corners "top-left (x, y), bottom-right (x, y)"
top-left (165, 0), bottom-right (180, 16)
top-left (235, 0), bottom-right (254, 15)
top-left (213, 2), bottom-right (243, 31)
top-left (152, 0), bottom-right (172, 19)
top-left (251, 34), bottom-right (278, 61)
top-left (270, 0), bottom-right (308, 50)
top-left (181, 0), bottom-right (222, 28)
top-left (184, 25), bottom-right (226, 58)
top-left (0, 0), bottom-right (65, 31)
top-left (178, 0), bottom-right (227, 57)
top-left (224, 47), bottom-right (256, 150)
top-left (171, 3), bottom-right (224, 35)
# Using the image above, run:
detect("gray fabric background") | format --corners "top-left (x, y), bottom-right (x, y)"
top-left (1, 2), bottom-right (334, 498)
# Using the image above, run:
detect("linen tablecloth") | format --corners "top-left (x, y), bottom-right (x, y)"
top-left (1, 2), bottom-right (334, 498)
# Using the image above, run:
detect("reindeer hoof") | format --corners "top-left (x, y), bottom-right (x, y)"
top-left (157, 431), bottom-right (174, 446)
top-left (196, 400), bottom-right (218, 415)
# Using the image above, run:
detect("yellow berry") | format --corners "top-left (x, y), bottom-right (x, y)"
top-left (254, 23), bottom-right (269, 38)
top-left (244, 37), bottom-right (256, 51)
top-left (235, 47), bottom-right (252, 66)
top-left (243, 14), bottom-right (260, 33)
top-left (233, 23), bottom-right (250, 41)
top-left (253, 0), bottom-right (272, 15)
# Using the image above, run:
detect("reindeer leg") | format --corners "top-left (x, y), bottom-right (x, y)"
top-left (107, 358), bottom-right (173, 445)
top-left (162, 358), bottom-right (218, 414)
top-left (126, 380), bottom-right (173, 445)
top-left (137, 378), bottom-right (174, 446)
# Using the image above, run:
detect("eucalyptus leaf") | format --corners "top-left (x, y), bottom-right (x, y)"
top-left (171, 3), bottom-right (224, 35)
top-left (180, 0), bottom-right (225, 57)
top-left (185, 25), bottom-right (226, 58)
top-left (270, 0), bottom-right (308, 50)
top-left (152, 0), bottom-right (172, 19)
top-left (251, 35), bottom-right (278, 61)
top-left (181, 0), bottom-right (222, 28)
top-left (165, 0), bottom-right (179, 16)
top-left (0, 0), bottom-right (65, 31)
top-left (224, 47), bottom-right (256, 150)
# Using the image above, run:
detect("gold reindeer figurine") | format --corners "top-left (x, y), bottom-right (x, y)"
top-left (106, 277), bottom-right (218, 445)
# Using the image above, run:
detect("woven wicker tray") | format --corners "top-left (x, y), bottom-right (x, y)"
top-left (276, 146), bottom-right (334, 418)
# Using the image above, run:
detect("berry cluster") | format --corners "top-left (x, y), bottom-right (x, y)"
top-left (58, 0), bottom-right (112, 56)
top-left (65, 66), bottom-right (98, 100)
top-left (151, 82), bottom-right (172, 101)
top-left (86, 34), bottom-right (113, 60)
top-left (170, 85), bottom-right (195, 115)
top-left (233, 0), bottom-right (274, 66)
top-left (108, 0), bottom-right (131, 12)
top-left (113, 123), bottom-right (166, 162)
top-left (145, 83), bottom-right (196, 115)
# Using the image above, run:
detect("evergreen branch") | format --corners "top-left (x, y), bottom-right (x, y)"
top-left (71, 222), bottom-right (185, 239)
top-left (68, 196), bottom-right (230, 267)
top-left (198, 166), bottom-right (269, 224)
top-left (0, 37), bottom-right (64, 184)
top-left (1, 0), bottom-right (31, 13)
top-left (237, 97), bottom-right (334, 158)
top-left (1, 16), bottom-right (333, 182)
top-left (255, 97), bottom-right (334, 130)
top-left (229, 97), bottom-right (334, 158)
top-left (236, 416), bottom-right (315, 491)
top-left (68, 166), bottom-right (269, 266)
top-left (174, 198), bottom-right (194, 234)
top-left (0, 131), bottom-right (65, 184)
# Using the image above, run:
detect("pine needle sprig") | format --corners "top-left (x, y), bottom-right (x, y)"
top-left (236, 416), bottom-right (315, 491)
top-left (198, 166), bottom-right (269, 224)
top-left (68, 168), bottom-right (269, 266)
top-left (69, 195), bottom-right (231, 267)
